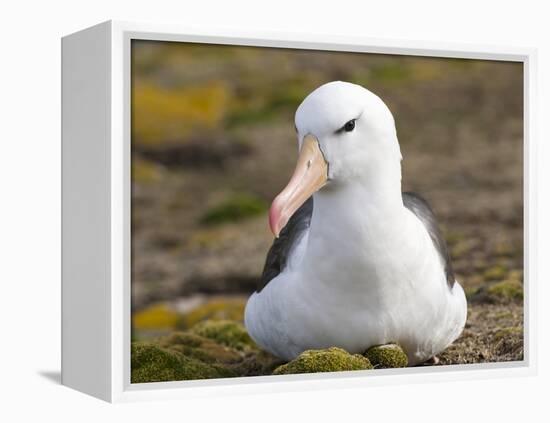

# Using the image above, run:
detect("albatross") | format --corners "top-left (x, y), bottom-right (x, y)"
top-left (244, 81), bottom-right (467, 366)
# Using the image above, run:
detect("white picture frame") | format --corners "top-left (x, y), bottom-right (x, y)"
top-left (61, 20), bottom-right (538, 403)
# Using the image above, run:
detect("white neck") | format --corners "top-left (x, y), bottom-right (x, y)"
top-left (313, 157), bottom-right (404, 234)
top-left (300, 158), bottom-right (414, 285)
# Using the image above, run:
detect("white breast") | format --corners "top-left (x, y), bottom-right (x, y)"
top-left (245, 205), bottom-right (467, 365)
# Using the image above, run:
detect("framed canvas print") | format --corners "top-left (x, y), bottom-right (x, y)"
top-left (61, 20), bottom-right (537, 402)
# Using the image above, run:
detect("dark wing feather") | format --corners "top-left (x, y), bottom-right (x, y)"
top-left (402, 191), bottom-right (455, 288)
top-left (257, 197), bottom-right (313, 293)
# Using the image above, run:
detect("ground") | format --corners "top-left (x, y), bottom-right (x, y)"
top-left (130, 41), bottom-right (524, 380)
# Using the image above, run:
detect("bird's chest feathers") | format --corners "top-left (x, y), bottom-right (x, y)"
top-left (301, 203), bottom-right (432, 292)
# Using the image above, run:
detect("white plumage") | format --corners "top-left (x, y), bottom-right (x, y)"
top-left (244, 81), bottom-right (467, 365)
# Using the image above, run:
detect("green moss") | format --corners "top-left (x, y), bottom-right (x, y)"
top-left (487, 279), bottom-right (523, 302)
top-left (273, 347), bottom-right (373, 375)
top-left (190, 320), bottom-right (257, 351)
top-left (364, 344), bottom-right (408, 368)
top-left (131, 342), bottom-right (236, 383)
top-left (483, 265), bottom-right (508, 281)
top-left (133, 327), bottom-right (283, 380)
top-left (200, 193), bottom-right (267, 225)
top-left (179, 299), bottom-right (246, 329)
top-left (159, 331), bottom-right (243, 364)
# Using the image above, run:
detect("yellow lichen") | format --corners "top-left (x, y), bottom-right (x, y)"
top-left (133, 80), bottom-right (230, 146)
top-left (180, 298), bottom-right (246, 328)
top-left (133, 303), bottom-right (181, 330)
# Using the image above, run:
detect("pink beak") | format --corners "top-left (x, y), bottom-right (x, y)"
top-left (269, 134), bottom-right (328, 237)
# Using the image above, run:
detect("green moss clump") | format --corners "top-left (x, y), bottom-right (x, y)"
top-left (158, 331), bottom-right (242, 364)
top-left (487, 279), bottom-right (523, 302)
top-left (190, 320), bottom-right (257, 351)
top-left (200, 194), bottom-right (267, 225)
top-left (364, 344), bottom-right (408, 368)
top-left (273, 347), bottom-right (373, 375)
top-left (131, 343), bottom-right (236, 383)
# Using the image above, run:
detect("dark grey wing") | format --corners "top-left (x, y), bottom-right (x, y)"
top-left (402, 192), bottom-right (455, 288)
top-left (257, 197), bottom-right (313, 293)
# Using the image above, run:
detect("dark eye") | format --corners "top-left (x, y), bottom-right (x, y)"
top-left (343, 119), bottom-right (356, 132)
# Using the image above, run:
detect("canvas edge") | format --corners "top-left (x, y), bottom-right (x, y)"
top-left (61, 20), bottom-right (112, 402)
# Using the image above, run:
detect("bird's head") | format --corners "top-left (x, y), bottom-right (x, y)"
top-left (269, 81), bottom-right (402, 237)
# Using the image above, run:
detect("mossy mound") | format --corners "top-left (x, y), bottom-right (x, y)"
top-left (131, 343), bottom-right (236, 383)
top-left (273, 347), bottom-right (373, 375)
top-left (132, 327), bottom-right (282, 383)
top-left (470, 275), bottom-right (523, 304)
top-left (190, 320), bottom-right (257, 351)
top-left (487, 279), bottom-right (523, 302)
top-left (158, 331), bottom-right (243, 365)
top-left (179, 299), bottom-right (246, 329)
top-left (364, 344), bottom-right (408, 368)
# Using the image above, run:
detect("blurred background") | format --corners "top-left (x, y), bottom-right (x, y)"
top-left (131, 40), bottom-right (523, 364)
